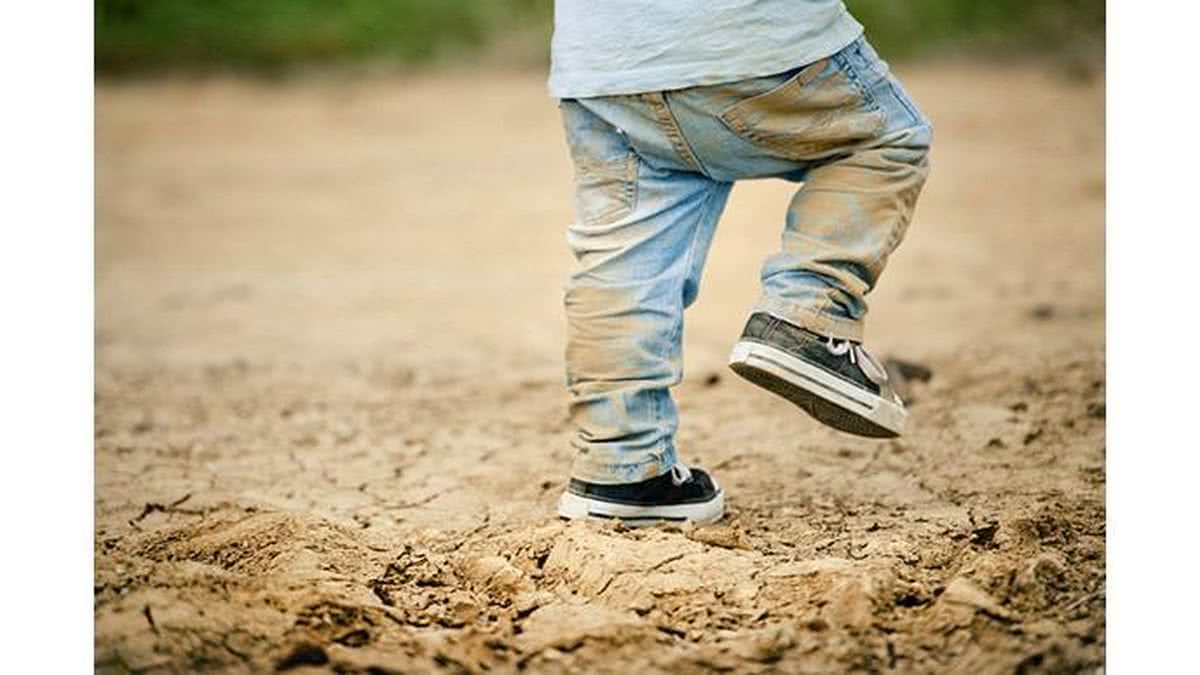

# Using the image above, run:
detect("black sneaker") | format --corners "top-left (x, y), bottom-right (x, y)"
top-left (557, 464), bottom-right (725, 526)
top-left (728, 312), bottom-right (906, 438)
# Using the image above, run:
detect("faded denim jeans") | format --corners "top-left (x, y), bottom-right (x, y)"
top-left (560, 36), bottom-right (931, 484)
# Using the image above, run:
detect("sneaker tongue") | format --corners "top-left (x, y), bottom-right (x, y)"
top-left (854, 345), bottom-right (889, 385)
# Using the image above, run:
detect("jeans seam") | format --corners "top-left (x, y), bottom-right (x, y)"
top-left (888, 79), bottom-right (923, 127)
top-left (652, 182), bottom-right (724, 444)
top-left (832, 43), bottom-right (879, 112)
top-left (662, 184), bottom-right (721, 370)
top-left (647, 93), bottom-right (708, 175)
top-left (576, 151), bottom-right (639, 227)
top-left (663, 93), bottom-right (713, 177)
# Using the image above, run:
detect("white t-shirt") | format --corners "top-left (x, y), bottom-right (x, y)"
top-left (549, 0), bottom-right (864, 98)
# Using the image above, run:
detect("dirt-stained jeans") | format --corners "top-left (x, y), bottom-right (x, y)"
top-left (560, 36), bottom-right (931, 484)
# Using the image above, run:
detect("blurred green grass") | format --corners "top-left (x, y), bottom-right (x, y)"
top-left (96, 0), bottom-right (1103, 75)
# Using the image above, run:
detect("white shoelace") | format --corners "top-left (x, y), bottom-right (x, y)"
top-left (825, 338), bottom-right (889, 385)
top-left (670, 463), bottom-right (693, 486)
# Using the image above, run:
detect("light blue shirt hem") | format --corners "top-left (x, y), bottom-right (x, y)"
top-left (548, 10), bottom-right (862, 99)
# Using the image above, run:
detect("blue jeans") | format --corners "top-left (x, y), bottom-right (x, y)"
top-left (560, 36), bottom-right (931, 484)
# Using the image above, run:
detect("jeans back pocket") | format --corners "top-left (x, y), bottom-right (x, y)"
top-left (718, 52), bottom-right (886, 162)
top-left (561, 100), bottom-right (638, 228)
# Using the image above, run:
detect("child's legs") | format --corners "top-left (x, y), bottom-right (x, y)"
top-left (754, 40), bottom-right (932, 341)
top-left (755, 129), bottom-right (930, 341)
top-left (561, 99), bottom-right (731, 485)
top-left (668, 36), bottom-right (932, 342)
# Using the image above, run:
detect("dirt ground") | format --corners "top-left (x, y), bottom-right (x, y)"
top-left (95, 61), bottom-right (1105, 674)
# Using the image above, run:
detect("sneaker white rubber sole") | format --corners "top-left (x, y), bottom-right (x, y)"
top-left (729, 340), bottom-right (906, 438)
top-left (557, 490), bottom-right (725, 527)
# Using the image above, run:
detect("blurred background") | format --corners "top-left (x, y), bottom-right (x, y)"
top-left (97, 0), bottom-right (1103, 75)
top-left (94, 0), bottom-right (1106, 377)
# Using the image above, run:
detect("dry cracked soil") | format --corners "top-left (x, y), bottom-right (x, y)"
top-left (96, 61), bottom-right (1104, 674)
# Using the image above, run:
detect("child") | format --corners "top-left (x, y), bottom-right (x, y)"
top-left (551, 1), bottom-right (931, 525)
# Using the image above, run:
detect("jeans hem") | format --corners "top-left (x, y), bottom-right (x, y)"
top-left (753, 296), bottom-right (864, 342)
top-left (569, 442), bottom-right (678, 485)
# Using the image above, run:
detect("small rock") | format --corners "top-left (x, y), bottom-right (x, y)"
top-left (940, 577), bottom-right (1014, 621)
top-left (823, 578), bottom-right (878, 629)
top-left (1014, 553), bottom-right (1066, 593)
top-left (461, 556), bottom-right (531, 599)
top-left (439, 590), bottom-right (479, 627)
top-left (513, 591), bottom-right (555, 616)
top-left (687, 525), bottom-right (751, 550)
top-left (627, 589), bottom-right (656, 614)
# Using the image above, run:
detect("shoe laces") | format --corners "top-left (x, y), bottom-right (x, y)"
top-left (824, 337), bottom-right (889, 385)
top-left (669, 463), bottom-right (693, 486)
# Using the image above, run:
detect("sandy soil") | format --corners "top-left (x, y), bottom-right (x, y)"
top-left (95, 62), bottom-right (1105, 673)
